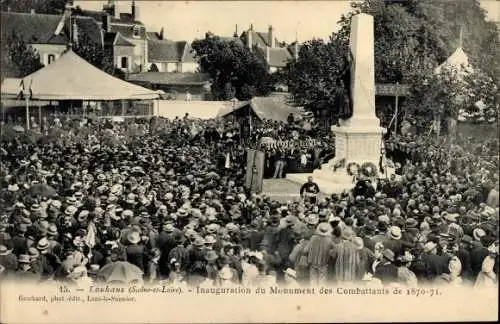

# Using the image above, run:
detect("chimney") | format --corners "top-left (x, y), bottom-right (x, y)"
top-left (246, 27), bottom-right (253, 51)
top-left (266, 46), bottom-right (270, 64)
top-left (102, 12), bottom-right (111, 32)
top-left (268, 25), bottom-right (275, 48)
top-left (30, 9), bottom-right (36, 14)
top-left (233, 24), bottom-right (238, 38)
top-left (159, 27), bottom-right (164, 40)
top-left (132, 0), bottom-right (140, 22)
top-left (113, 0), bottom-right (120, 20)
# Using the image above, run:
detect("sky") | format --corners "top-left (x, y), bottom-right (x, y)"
top-left (74, 1), bottom-right (500, 43)
top-left (74, 1), bottom-right (354, 42)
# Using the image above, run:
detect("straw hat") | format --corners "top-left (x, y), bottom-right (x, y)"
top-left (37, 238), bottom-right (50, 251)
top-left (316, 222), bottom-right (333, 236)
top-left (423, 242), bottom-right (437, 253)
top-left (388, 226), bottom-right (402, 240)
top-left (65, 205), bottom-right (78, 216)
top-left (204, 235), bottom-right (216, 244)
top-left (405, 218), bottom-right (418, 228)
top-left (18, 254), bottom-right (31, 264)
top-left (473, 228), bottom-right (486, 242)
top-left (0, 245), bottom-right (11, 256)
top-left (127, 231), bottom-right (141, 244)
top-left (47, 225), bottom-right (58, 236)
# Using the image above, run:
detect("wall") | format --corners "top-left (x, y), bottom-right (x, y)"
top-left (155, 100), bottom-right (231, 119)
top-left (31, 44), bottom-right (67, 66)
top-left (122, 38), bottom-right (147, 72)
top-left (153, 84), bottom-right (207, 101)
top-left (180, 62), bottom-right (199, 73)
top-left (114, 45), bottom-right (135, 72)
top-left (147, 62), bottom-right (200, 73)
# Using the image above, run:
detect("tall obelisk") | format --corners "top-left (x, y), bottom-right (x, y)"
top-left (333, 13), bottom-right (384, 164)
top-left (286, 13), bottom-right (388, 194)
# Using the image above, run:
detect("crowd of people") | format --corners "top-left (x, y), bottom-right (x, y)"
top-left (0, 115), bottom-right (498, 289)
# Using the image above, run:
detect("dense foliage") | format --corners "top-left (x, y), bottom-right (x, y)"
top-left (1, 30), bottom-right (44, 80)
top-left (73, 32), bottom-right (125, 80)
top-left (0, 0), bottom-right (69, 14)
top-left (191, 34), bottom-right (273, 101)
top-left (284, 0), bottom-right (499, 127)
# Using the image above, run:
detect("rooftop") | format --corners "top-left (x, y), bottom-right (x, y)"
top-left (127, 72), bottom-right (211, 86)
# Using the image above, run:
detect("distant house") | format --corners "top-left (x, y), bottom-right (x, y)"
top-left (147, 37), bottom-right (198, 73)
top-left (239, 25), bottom-right (300, 73)
top-left (80, 0), bottom-right (148, 73)
top-left (127, 72), bottom-right (212, 101)
top-left (0, 11), bottom-right (102, 70)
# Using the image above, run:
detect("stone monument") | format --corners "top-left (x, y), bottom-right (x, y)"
top-left (286, 13), bottom-right (393, 194)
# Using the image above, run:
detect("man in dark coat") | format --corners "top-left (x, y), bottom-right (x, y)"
top-left (125, 232), bottom-right (147, 272)
top-left (470, 237), bottom-right (490, 280)
top-left (374, 249), bottom-right (398, 285)
top-left (420, 242), bottom-right (450, 283)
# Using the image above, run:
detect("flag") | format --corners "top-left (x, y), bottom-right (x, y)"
top-left (28, 78), bottom-right (33, 99)
top-left (17, 79), bottom-right (25, 99)
top-left (54, 7), bottom-right (71, 36)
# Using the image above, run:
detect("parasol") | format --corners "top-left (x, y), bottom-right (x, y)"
top-left (26, 183), bottom-right (57, 198)
top-left (97, 261), bottom-right (144, 284)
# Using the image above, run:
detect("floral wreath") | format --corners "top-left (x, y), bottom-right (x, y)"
top-left (346, 162), bottom-right (360, 176)
top-left (360, 162), bottom-right (378, 178)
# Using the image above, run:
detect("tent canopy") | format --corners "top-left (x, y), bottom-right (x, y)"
top-left (434, 47), bottom-right (474, 76)
top-left (218, 93), bottom-right (302, 122)
top-left (0, 50), bottom-right (159, 101)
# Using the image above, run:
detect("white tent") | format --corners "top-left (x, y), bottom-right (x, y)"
top-left (0, 50), bottom-right (158, 101)
top-left (434, 47), bottom-right (474, 77)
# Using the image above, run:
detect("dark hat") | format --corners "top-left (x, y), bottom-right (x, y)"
top-left (382, 249), bottom-right (395, 262)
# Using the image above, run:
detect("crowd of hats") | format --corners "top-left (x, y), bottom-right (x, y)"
top-left (0, 117), bottom-right (498, 288)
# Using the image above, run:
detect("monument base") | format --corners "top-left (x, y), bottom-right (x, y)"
top-left (286, 122), bottom-right (396, 196)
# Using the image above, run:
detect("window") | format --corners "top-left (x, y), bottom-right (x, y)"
top-left (133, 25), bottom-right (140, 38)
top-left (121, 57), bottom-right (128, 69)
top-left (48, 54), bottom-right (56, 64)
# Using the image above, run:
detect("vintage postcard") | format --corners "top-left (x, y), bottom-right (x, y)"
top-left (0, 0), bottom-right (498, 322)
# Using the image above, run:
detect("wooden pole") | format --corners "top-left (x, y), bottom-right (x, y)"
top-left (38, 105), bottom-right (42, 128)
top-left (394, 94), bottom-right (399, 134)
top-left (25, 95), bottom-right (30, 130)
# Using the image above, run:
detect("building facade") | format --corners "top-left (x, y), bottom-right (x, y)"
top-left (0, 11), bottom-right (103, 72)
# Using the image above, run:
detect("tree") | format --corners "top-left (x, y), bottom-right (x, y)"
top-left (73, 32), bottom-right (103, 68)
top-left (1, 30), bottom-right (44, 80)
top-left (405, 65), bottom-right (498, 134)
top-left (283, 0), bottom-right (499, 129)
top-left (191, 35), bottom-right (273, 100)
top-left (73, 33), bottom-right (125, 80)
top-left (284, 36), bottom-right (350, 122)
top-left (1, 0), bottom-right (69, 14)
